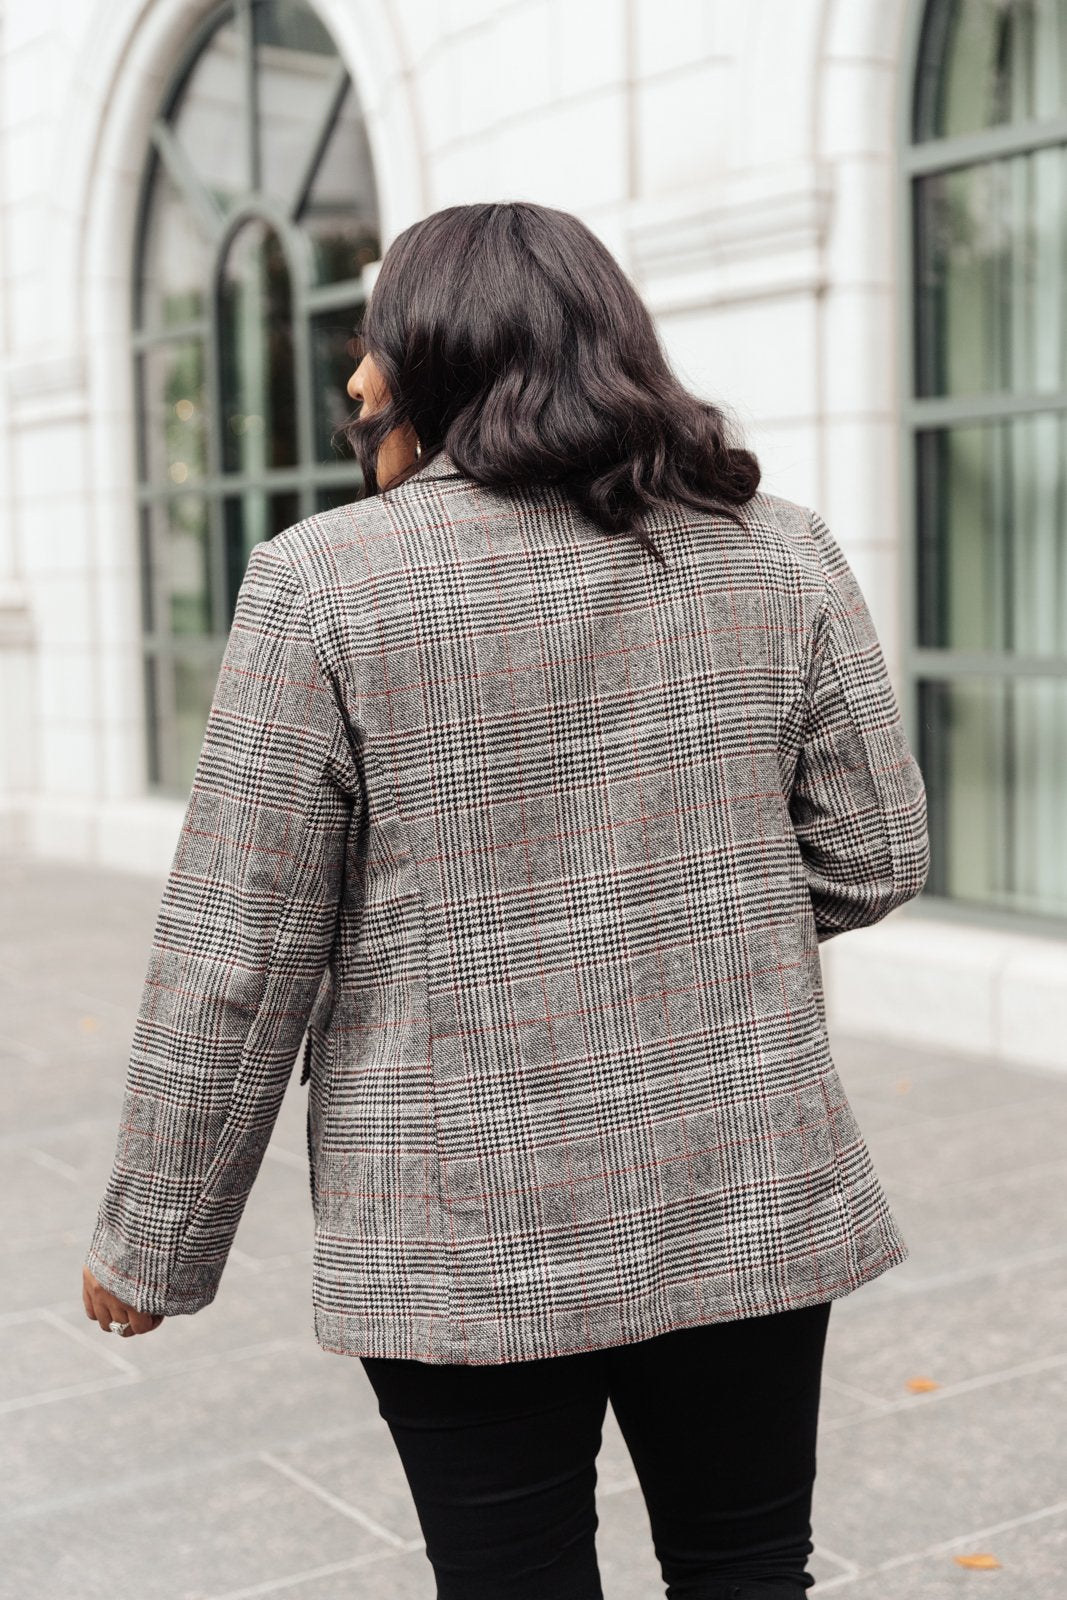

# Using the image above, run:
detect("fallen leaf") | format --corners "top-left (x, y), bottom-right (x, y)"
top-left (954, 1553), bottom-right (1001, 1570)
top-left (906, 1376), bottom-right (940, 1393)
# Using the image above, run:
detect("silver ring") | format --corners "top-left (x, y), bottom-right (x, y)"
top-left (109, 1319), bottom-right (131, 1336)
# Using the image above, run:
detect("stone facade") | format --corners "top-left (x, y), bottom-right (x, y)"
top-left (1, 0), bottom-right (1063, 1072)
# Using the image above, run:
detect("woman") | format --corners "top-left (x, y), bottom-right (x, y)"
top-left (83, 200), bottom-right (929, 1599)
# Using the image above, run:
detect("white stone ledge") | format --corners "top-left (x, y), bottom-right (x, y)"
top-left (625, 161), bottom-right (834, 313)
top-left (6, 794), bottom-right (186, 879)
top-left (5, 352), bottom-right (86, 403)
top-left (0, 583), bottom-right (34, 647)
top-left (822, 911), bottom-right (1067, 1076)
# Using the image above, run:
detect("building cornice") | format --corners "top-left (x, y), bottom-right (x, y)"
top-left (625, 159), bottom-right (834, 314)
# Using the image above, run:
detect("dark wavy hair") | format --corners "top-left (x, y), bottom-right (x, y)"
top-left (340, 201), bottom-right (761, 566)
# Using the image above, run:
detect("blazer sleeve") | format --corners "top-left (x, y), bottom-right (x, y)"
top-left (787, 508), bottom-right (930, 944)
top-left (83, 538), bottom-right (360, 1317)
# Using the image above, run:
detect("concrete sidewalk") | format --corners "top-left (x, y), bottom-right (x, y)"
top-left (2, 850), bottom-right (1065, 1598)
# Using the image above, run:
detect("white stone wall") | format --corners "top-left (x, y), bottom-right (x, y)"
top-left (1, 0), bottom-right (1064, 1071)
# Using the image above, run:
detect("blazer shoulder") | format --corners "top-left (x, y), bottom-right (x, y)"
top-left (745, 488), bottom-right (815, 544)
top-left (742, 489), bottom-right (827, 590)
top-left (262, 497), bottom-right (398, 594)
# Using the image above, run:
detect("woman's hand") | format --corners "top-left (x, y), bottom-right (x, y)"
top-left (82, 1265), bottom-right (165, 1336)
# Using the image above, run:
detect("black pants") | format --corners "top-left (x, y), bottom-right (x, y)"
top-left (360, 1299), bottom-right (832, 1600)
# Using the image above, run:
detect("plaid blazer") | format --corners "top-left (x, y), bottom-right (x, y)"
top-left (85, 454), bottom-right (930, 1364)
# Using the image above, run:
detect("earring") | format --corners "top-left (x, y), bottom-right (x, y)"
top-left (415, 439), bottom-right (423, 460)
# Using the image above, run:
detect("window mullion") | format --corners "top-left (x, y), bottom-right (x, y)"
top-left (205, 199), bottom-right (228, 634)
top-left (304, 278), bottom-right (370, 313)
top-left (149, 119), bottom-right (225, 242)
top-left (908, 650), bottom-right (1067, 678)
top-left (288, 61), bottom-right (350, 222)
top-left (905, 113), bottom-right (1067, 175)
top-left (236, 0), bottom-right (258, 194)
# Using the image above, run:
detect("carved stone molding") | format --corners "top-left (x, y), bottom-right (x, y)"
top-left (0, 582), bottom-right (35, 649)
top-left (5, 354), bottom-right (88, 427)
top-left (625, 160), bottom-right (834, 315)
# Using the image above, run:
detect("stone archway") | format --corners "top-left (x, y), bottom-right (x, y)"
top-left (21, 0), bottom-right (425, 868)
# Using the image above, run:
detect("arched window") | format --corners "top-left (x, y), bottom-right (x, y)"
top-left (904, 0), bottom-right (1067, 929)
top-left (133, 0), bottom-right (380, 793)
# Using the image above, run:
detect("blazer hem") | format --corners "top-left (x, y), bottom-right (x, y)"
top-left (309, 1225), bottom-right (910, 1365)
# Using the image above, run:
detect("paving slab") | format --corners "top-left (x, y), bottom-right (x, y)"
top-left (813, 1364), bottom-right (1067, 1574)
top-left (822, 1254), bottom-right (1067, 1405)
top-left (2, 1452), bottom-right (416, 1600)
top-left (2, 852), bottom-right (1065, 1598)
top-left (807, 1504), bottom-right (1067, 1597)
top-left (864, 1092), bottom-right (1067, 1195)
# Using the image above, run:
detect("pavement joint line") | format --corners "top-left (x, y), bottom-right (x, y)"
top-left (225, 1247), bottom-right (315, 1271)
top-left (820, 1375), bottom-right (890, 1410)
top-left (257, 1450), bottom-right (422, 1550)
top-left (0, 1333), bottom-right (307, 1417)
top-left (194, 1540), bottom-right (415, 1600)
top-left (882, 1153), bottom-right (1067, 1199)
top-left (0, 1033), bottom-right (49, 1063)
top-left (37, 1304), bottom-right (141, 1375)
top-left (0, 1227), bottom-right (84, 1255)
top-left (808, 1542), bottom-right (861, 1583)
top-left (261, 1143), bottom-right (307, 1170)
top-left (871, 1178), bottom-right (933, 1201)
top-left (864, 1089), bottom-right (1067, 1139)
top-left (0, 1302), bottom-right (78, 1324)
top-left (869, 1241), bottom-right (1067, 1294)
top-left (0, 1369), bottom-right (141, 1415)
top-left (26, 1146), bottom-right (82, 1181)
top-left (822, 1346), bottom-right (1067, 1429)
top-left (228, 1246), bottom-right (268, 1273)
top-left (137, 1334), bottom-right (303, 1379)
top-left (839, 1049), bottom-right (1067, 1086)
top-left (807, 1495), bottom-right (1067, 1590)
top-left (0, 1419), bottom-right (393, 1526)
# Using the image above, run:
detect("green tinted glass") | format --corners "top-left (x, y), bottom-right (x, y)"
top-left (223, 490), bottom-right (301, 621)
top-left (914, 0), bottom-right (1067, 142)
top-left (134, 0), bottom-right (380, 792)
top-left (169, 11), bottom-right (248, 204)
top-left (219, 219), bottom-right (298, 473)
top-left (137, 341), bottom-right (209, 486)
top-left (137, 151), bottom-right (213, 328)
top-left (159, 495), bottom-right (214, 637)
top-left (297, 82), bottom-right (380, 285)
top-left (914, 147), bottom-right (1067, 398)
top-left (253, 0), bottom-right (339, 205)
top-left (311, 307), bottom-right (363, 462)
top-left (919, 677), bottom-right (1067, 918)
top-left (916, 415), bottom-right (1067, 655)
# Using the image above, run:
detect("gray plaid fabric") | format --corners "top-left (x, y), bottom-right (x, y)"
top-left (85, 455), bottom-right (929, 1363)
